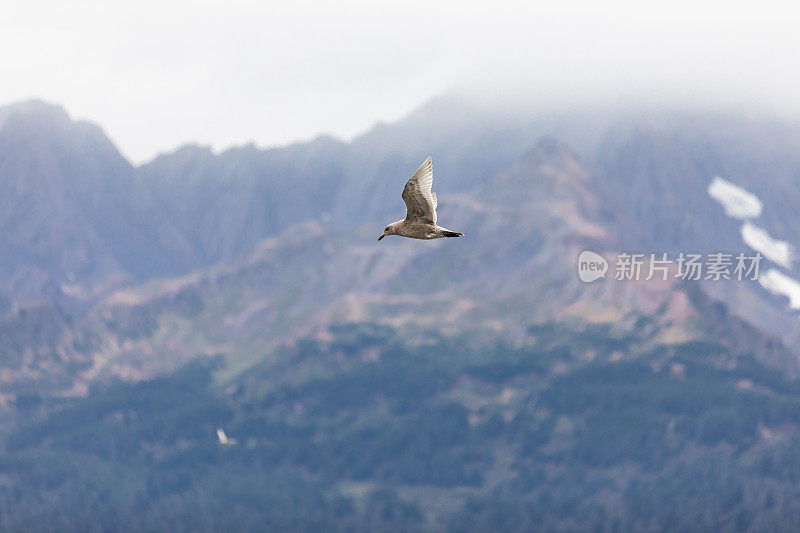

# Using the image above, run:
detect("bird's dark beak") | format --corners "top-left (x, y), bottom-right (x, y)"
top-left (378, 234), bottom-right (384, 241)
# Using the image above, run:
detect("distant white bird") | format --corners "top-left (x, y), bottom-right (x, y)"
top-left (378, 157), bottom-right (465, 241)
top-left (217, 428), bottom-right (237, 446)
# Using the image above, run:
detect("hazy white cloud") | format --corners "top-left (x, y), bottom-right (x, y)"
top-left (2, 0), bottom-right (800, 163)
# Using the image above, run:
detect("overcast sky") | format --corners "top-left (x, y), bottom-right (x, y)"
top-left (2, 0), bottom-right (799, 163)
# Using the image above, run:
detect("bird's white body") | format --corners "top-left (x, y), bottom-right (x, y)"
top-left (217, 428), bottom-right (237, 446)
top-left (378, 157), bottom-right (464, 241)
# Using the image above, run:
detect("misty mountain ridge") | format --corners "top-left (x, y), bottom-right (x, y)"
top-left (3, 97), bottom-right (800, 349)
top-left (0, 96), bottom-right (796, 400)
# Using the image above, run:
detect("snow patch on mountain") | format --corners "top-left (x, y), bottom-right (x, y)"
top-left (759, 269), bottom-right (800, 310)
top-left (708, 176), bottom-right (763, 219)
top-left (741, 222), bottom-right (792, 269)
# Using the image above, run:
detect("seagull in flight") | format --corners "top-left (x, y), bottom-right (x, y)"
top-left (378, 157), bottom-right (465, 241)
top-left (217, 428), bottom-right (237, 446)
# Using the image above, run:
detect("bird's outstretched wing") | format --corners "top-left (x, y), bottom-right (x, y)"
top-left (402, 157), bottom-right (437, 225)
top-left (217, 429), bottom-right (227, 443)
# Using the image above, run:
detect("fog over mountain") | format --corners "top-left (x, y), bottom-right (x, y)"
top-left (3, 96), bottom-right (800, 529)
top-left (6, 2), bottom-right (800, 164)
